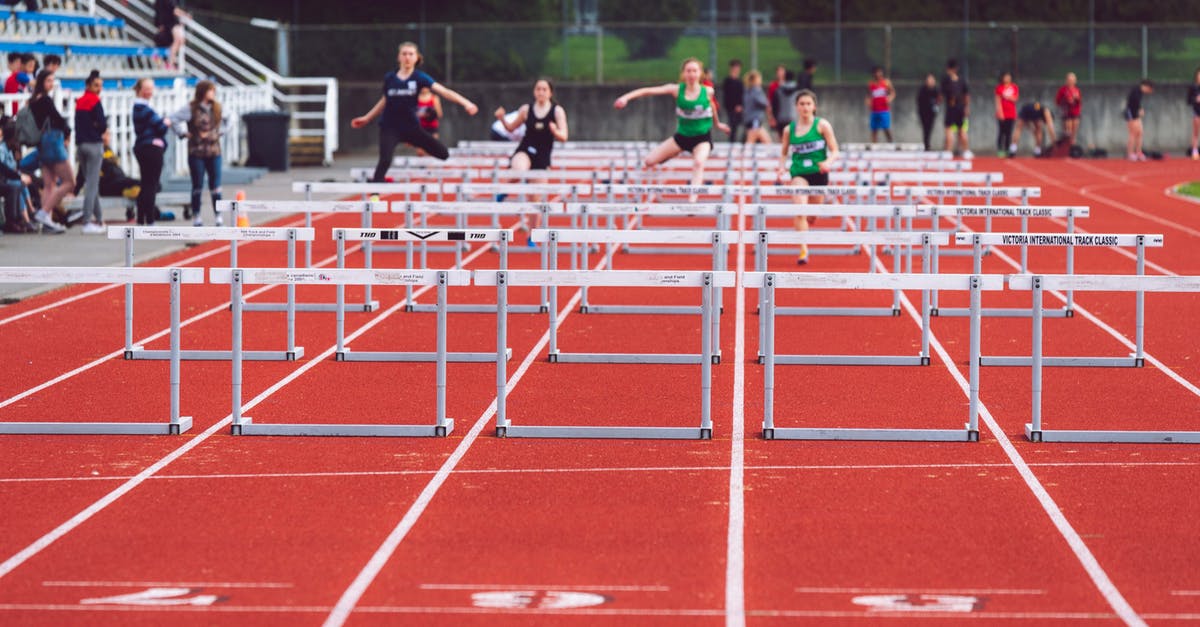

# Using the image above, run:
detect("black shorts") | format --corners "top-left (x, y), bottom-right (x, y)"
top-left (1123, 108), bottom-right (1138, 121)
top-left (673, 132), bottom-right (713, 153)
top-left (513, 144), bottom-right (551, 170)
top-left (944, 106), bottom-right (966, 129)
top-left (796, 172), bottom-right (828, 186)
top-left (1019, 108), bottom-right (1042, 123)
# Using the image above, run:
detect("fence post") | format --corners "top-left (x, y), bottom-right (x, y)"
top-left (596, 25), bottom-right (603, 84)
top-left (1141, 24), bottom-right (1148, 78)
top-left (445, 25), bottom-right (452, 83)
top-left (883, 24), bottom-right (892, 76)
top-left (750, 16), bottom-right (758, 73)
top-left (834, 0), bottom-right (842, 82)
top-left (1011, 25), bottom-right (1018, 76)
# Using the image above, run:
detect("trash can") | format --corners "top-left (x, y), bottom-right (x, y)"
top-left (242, 110), bottom-right (290, 171)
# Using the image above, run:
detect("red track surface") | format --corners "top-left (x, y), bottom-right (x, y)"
top-left (1, 157), bottom-right (1199, 626)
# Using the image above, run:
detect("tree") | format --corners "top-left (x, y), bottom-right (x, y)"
top-left (599, 0), bottom-right (698, 61)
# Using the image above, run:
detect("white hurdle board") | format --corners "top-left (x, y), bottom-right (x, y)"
top-left (746, 271), bottom-right (1003, 441)
top-left (217, 199), bottom-right (389, 312)
top-left (108, 225), bottom-right (313, 361)
top-left (1010, 273), bottom-right (1200, 444)
top-left (476, 269), bottom-right (737, 439)
top-left (0, 267), bottom-right (203, 435)
top-left (212, 267), bottom-right (472, 437)
top-left (982, 234), bottom-right (1164, 367)
top-left (331, 228), bottom-right (516, 363)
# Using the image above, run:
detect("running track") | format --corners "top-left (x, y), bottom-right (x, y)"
top-left (0, 157), bottom-right (1198, 626)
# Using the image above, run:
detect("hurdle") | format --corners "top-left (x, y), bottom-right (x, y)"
top-left (745, 185), bottom-right (897, 257)
top-left (214, 267), bottom-right (471, 437)
top-left (477, 269), bottom-right (735, 439)
top-left (217, 199), bottom-right (388, 312)
top-left (0, 267), bottom-right (202, 435)
top-left (1011, 273), bottom-right (1200, 443)
top-left (982, 234), bottom-right (1163, 367)
top-left (747, 271), bottom-right (1002, 441)
top-left (109, 225), bottom-right (310, 361)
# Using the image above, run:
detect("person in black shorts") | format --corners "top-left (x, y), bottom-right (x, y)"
top-left (1124, 79), bottom-right (1153, 161)
top-left (722, 59), bottom-right (744, 143)
top-left (1188, 68), bottom-right (1200, 159)
top-left (1013, 101), bottom-right (1055, 156)
top-left (352, 42), bottom-right (478, 182)
top-left (941, 58), bottom-right (971, 157)
top-left (494, 78), bottom-right (569, 243)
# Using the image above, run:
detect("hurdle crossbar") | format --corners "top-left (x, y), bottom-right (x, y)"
top-left (747, 271), bottom-right (1002, 441)
top-left (1010, 273), bottom-right (1200, 444)
top-left (477, 269), bottom-right (736, 439)
top-left (213, 267), bottom-right (471, 437)
top-left (0, 267), bottom-right (202, 435)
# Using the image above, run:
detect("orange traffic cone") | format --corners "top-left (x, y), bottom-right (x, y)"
top-left (235, 190), bottom-right (249, 227)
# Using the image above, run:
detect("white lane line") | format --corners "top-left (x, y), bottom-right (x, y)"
top-left (795, 586), bottom-right (1045, 595)
top-left (42, 580), bottom-right (293, 589)
top-left (322, 262), bottom-right (606, 627)
top-left (0, 237), bottom-right (496, 582)
top-left (725, 205), bottom-right (747, 627)
top-left (418, 583), bottom-right (670, 592)
top-left (5, 460), bottom-right (1196, 484)
top-left (877, 256), bottom-right (1147, 627)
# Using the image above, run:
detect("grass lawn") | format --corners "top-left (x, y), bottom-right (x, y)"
top-left (1175, 181), bottom-right (1200, 199)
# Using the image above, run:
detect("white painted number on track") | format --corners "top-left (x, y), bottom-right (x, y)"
top-left (852, 594), bottom-right (983, 613)
top-left (471, 590), bottom-right (609, 610)
top-left (79, 587), bottom-right (223, 606)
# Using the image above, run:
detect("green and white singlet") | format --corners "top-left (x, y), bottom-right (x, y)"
top-left (788, 118), bottom-right (828, 177)
top-left (675, 83), bottom-right (713, 137)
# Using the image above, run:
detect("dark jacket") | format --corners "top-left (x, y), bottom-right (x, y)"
top-left (132, 99), bottom-right (168, 147)
top-left (73, 91), bottom-right (107, 144)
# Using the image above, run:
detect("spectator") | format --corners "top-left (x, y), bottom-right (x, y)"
top-left (1124, 79), bottom-right (1153, 161)
top-left (722, 59), bottom-right (744, 143)
top-left (1056, 72), bottom-right (1082, 147)
top-left (866, 65), bottom-right (895, 144)
top-left (1013, 101), bottom-right (1055, 156)
top-left (941, 58), bottom-right (971, 157)
top-left (994, 71), bottom-right (1019, 157)
top-left (796, 58), bottom-right (817, 93)
top-left (42, 54), bottom-right (60, 74)
top-left (916, 73), bottom-right (940, 151)
top-left (27, 69), bottom-right (69, 232)
top-left (773, 70), bottom-right (800, 142)
top-left (74, 70), bottom-right (107, 234)
top-left (415, 85), bottom-right (441, 156)
top-left (742, 69), bottom-right (771, 145)
top-left (0, 117), bottom-right (35, 233)
top-left (170, 79), bottom-right (230, 227)
top-left (153, 0), bottom-right (190, 70)
top-left (4, 53), bottom-right (34, 116)
top-left (1188, 68), bottom-right (1200, 160)
top-left (766, 64), bottom-right (786, 131)
top-left (132, 77), bottom-right (170, 225)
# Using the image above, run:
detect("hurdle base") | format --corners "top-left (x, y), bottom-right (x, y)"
top-left (771, 354), bottom-right (928, 366)
top-left (0, 417), bottom-right (193, 435)
top-left (337, 348), bottom-right (511, 363)
top-left (934, 306), bottom-right (1072, 319)
top-left (551, 351), bottom-right (705, 364)
top-left (580, 304), bottom-right (703, 315)
top-left (763, 426), bottom-right (976, 441)
top-left (231, 417), bottom-right (453, 437)
top-left (982, 355), bottom-right (1143, 368)
top-left (775, 306), bottom-right (903, 317)
top-left (127, 347), bottom-right (304, 361)
top-left (242, 301), bottom-right (380, 313)
top-left (621, 245), bottom-right (723, 256)
top-left (1025, 423), bottom-right (1200, 443)
top-left (407, 302), bottom-right (544, 314)
top-left (501, 425), bottom-right (711, 439)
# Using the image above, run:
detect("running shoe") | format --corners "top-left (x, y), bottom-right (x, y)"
top-left (81, 221), bottom-right (105, 234)
top-left (193, 217), bottom-right (203, 227)
top-left (215, 215), bottom-right (224, 227)
top-left (33, 209), bottom-right (65, 233)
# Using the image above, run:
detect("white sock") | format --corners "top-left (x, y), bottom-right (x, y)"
top-left (1009, 143), bottom-right (1017, 153)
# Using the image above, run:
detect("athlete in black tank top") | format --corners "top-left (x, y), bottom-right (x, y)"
top-left (515, 100), bottom-right (557, 170)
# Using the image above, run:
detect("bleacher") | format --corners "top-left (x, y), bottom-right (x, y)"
top-left (0, 9), bottom-right (174, 83)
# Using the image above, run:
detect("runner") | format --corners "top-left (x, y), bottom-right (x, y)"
top-left (352, 42), bottom-right (478, 182)
top-left (866, 66), bottom-right (895, 143)
top-left (493, 78), bottom-right (568, 244)
top-left (613, 58), bottom-right (730, 200)
top-left (776, 89), bottom-right (839, 265)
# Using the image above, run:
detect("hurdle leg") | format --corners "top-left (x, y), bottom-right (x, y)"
top-left (286, 233), bottom-right (299, 360)
top-left (1026, 277), bottom-right (1045, 442)
top-left (1134, 239), bottom-right (1146, 366)
top-left (231, 270), bottom-right (247, 434)
top-left (335, 234), bottom-right (347, 357)
top-left (434, 272), bottom-right (452, 436)
top-left (405, 204), bottom-right (415, 308)
top-left (124, 229), bottom-right (136, 357)
top-left (496, 271), bottom-right (509, 436)
top-left (966, 276), bottom-right (982, 440)
top-left (700, 273), bottom-right (713, 439)
top-left (762, 275), bottom-right (776, 439)
top-left (548, 236), bottom-right (559, 361)
top-left (362, 205), bottom-right (374, 309)
top-left (168, 271), bottom-right (185, 433)
top-left (1065, 212), bottom-right (1076, 314)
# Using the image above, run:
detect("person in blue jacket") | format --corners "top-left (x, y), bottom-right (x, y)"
top-left (131, 78), bottom-right (171, 225)
top-left (352, 42), bottom-right (478, 182)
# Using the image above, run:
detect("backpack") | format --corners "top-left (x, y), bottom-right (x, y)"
top-left (15, 103), bottom-right (42, 147)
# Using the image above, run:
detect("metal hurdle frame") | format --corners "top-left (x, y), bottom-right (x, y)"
top-left (110, 225), bottom-right (310, 361)
top-left (0, 267), bottom-right (202, 435)
top-left (749, 203), bottom-right (926, 272)
top-left (330, 227), bottom-right (514, 364)
top-left (750, 233), bottom-right (948, 366)
top-left (1012, 273), bottom-right (1200, 444)
top-left (748, 271), bottom-right (1002, 441)
top-left (215, 267), bottom-right (472, 437)
top-left (478, 269), bottom-right (736, 439)
top-left (745, 185), bottom-right (896, 257)
top-left (982, 234), bottom-right (1164, 367)
top-left (218, 198), bottom-right (389, 312)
